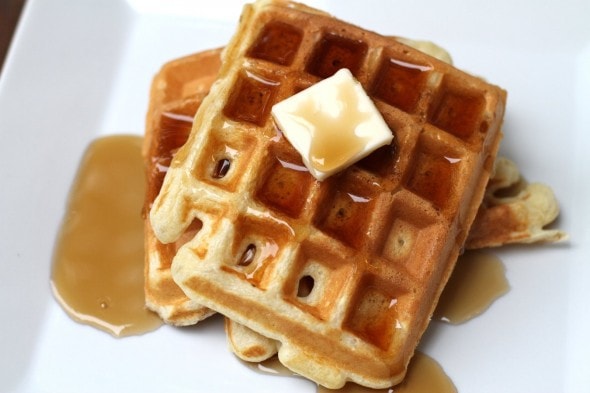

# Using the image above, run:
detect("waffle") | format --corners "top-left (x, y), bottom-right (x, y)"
top-left (466, 157), bottom-right (567, 249)
top-left (143, 48), bottom-right (222, 325)
top-left (143, 49), bottom-right (564, 331)
top-left (143, 40), bottom-right (452, 327)
top-left (149, 0), bottom-right (506, 387)
top-left (143, 81), bottom-right (564, 358)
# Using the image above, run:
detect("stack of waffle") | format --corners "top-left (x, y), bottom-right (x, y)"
top-left (144, 0), bottom-right (565, 388)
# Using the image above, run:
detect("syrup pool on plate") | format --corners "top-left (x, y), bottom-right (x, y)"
top-left (434, 250), bottom-right (509, 324)
top-left (51, 135), bottom-right (162, 337)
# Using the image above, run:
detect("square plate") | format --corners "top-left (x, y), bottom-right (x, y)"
top-left (0, 0), bottom-right (589, 392)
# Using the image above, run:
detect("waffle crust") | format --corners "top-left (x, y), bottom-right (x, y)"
top-left (150, 0), bottom-right (506, 388)
top-left (143, 48), bottom-right (222, 325)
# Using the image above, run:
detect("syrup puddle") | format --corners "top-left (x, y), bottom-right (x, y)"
top-left (434, 250), bottom-right (509, 324)
top-left (51, 135), bottom-right (509, 389)
top-left (51, 135), bottom-right (163, 337)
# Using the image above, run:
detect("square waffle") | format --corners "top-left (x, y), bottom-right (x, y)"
top-left (143, 47), bottom-right (564, 351)
top-left (142, 51), bottom-right (565, 361)
top-left (150, 0), bottom-right (507, 387)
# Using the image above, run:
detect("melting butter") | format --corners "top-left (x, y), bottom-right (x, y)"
top-left (272, 68), bottom-right (393, 180)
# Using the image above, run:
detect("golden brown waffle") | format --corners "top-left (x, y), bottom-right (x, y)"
top-left (143, 48), bottom-right (222, 325)
top-left (150, 0), bottom-right (506, 387)
top-left (143, 39), bottom-right (454, 329)
top-left (143, 47), bottom-right (563, 331)
top-left (144, 86), bottom-right (564, 355)
top-left (143, 52), bottom-right (565, 363)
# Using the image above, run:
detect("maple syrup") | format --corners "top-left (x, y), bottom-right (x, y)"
top-left (428, 82), bottom-right (485, 140)
top-left (146, 110), bottom-right (194, 204)
top-left (51, 135), bottom-right (162, 337)
top-left (247, 21), bottom-right (303, 66)
top-left (434, 250), bottom-right (509, 324)
top-left (405, 147), bottom-right (454, 209)
top-left (307, 33), bottom-right (368, 78)
top-left (314, 175), bottom-right (379, 249)
top-left (223, 70), bottom-right (280, 126)
top-left (356, 143), bottom-right (397, 178)
top-left (342, 278), bottom-right (401, 351)
top-left (255, 152), bottom-right (313, 218)
top-left (371, 57), bottom-right (431, 114)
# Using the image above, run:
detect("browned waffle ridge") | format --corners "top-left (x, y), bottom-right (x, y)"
top-left (143, 48), bottom-right (222, 325)
top-left (150, 0), bottom-right (506, 387)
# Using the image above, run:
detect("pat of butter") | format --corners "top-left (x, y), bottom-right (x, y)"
top-left (271, 68), bottom-right (393, 181)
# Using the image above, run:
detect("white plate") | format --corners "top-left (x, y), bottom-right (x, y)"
top-left (1, 0), bottom-right (589, 392)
